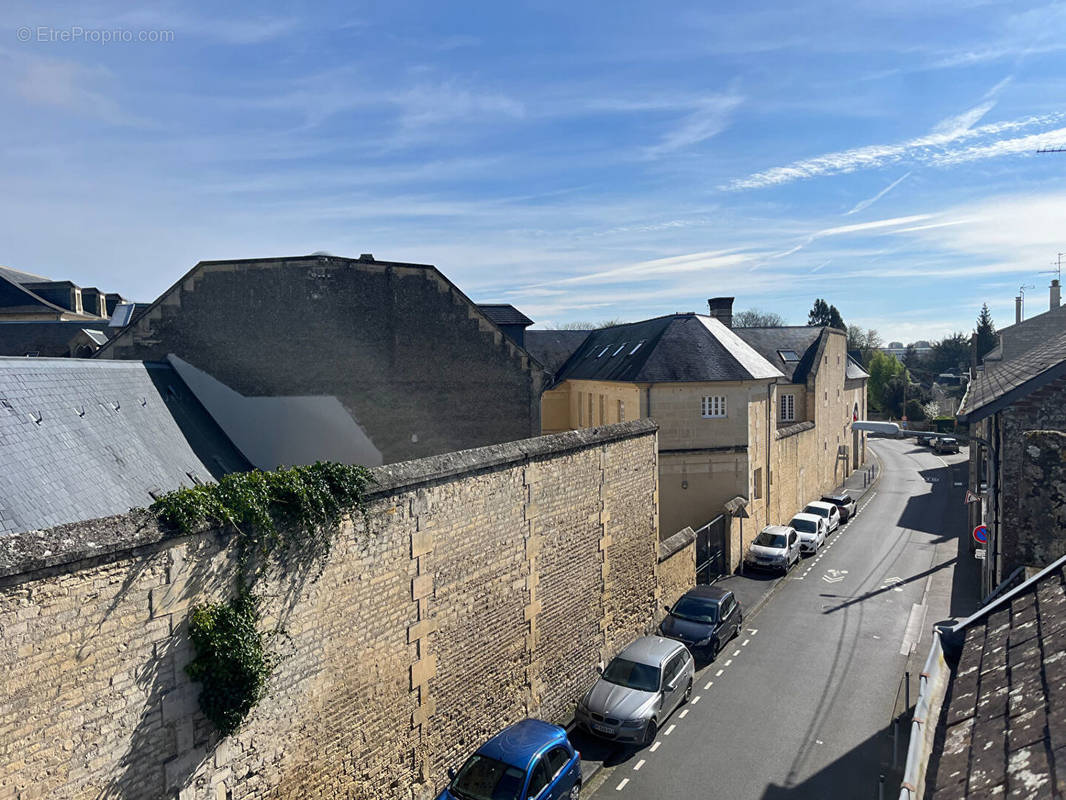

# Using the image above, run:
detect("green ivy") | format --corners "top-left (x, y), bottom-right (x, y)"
top-left (185, 593), bottom-right (274, 737)
top-left (153, 461), bottom-right (376, 736)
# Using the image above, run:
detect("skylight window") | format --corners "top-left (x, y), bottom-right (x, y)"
top-left (629, 340), bottom-right (646, 356)
top-left (612, 342), bottom-right (628, 356)
top-left (597, 345), bottom-right (612, 358)
top-left (778, 349), bottom-right (800, 362)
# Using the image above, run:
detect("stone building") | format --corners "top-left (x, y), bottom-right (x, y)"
top-left (958, 328), bottom-right (1066, 596)
top-left (0, 264), bottom-right (125, 322)
top-left (96, 254), bottom-right (546, 468)
top-left (537, 297), bottom-right (867, 569)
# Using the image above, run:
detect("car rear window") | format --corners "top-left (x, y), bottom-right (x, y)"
top-left (804, 505), bottom-right (828, 517)
top-left (790, 517), bottom-right (817, 533)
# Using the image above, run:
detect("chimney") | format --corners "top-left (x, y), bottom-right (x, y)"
top-left (1016, 295), bottom-right (1023, 324)
top-left (1052, 279), bottom-right (1061, 311)
top-left (707, 297), bottom-right (734, 328)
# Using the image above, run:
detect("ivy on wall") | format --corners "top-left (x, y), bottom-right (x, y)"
top-left (152, 461), bottom-right (375, 736)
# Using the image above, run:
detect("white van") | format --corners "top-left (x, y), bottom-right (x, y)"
top-left (852, 420), bottom-right (901, 438)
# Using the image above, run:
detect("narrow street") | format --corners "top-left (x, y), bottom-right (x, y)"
top-left (584, 438), bottom-right (981, 800)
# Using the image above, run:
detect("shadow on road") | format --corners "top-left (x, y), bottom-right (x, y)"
top-left (818, 557), bottom-right (958, 614)
top-left (569, 728), bottom-right (641, 770)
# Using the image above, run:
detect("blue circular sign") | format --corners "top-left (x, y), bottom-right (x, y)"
top-left (973, 525), bottom-right (989, 544)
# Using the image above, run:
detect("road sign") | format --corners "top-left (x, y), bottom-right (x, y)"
top-left (973, 524), bottom-right (989, 544)
top-left (975, 548), bottom-right (986, 560)
top-left (965, 490), bottom-right (981, 504)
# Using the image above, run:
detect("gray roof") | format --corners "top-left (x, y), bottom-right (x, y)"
top-left (0, 273), bottom-right (68, 317)
top-left (925, 557), bottom-right (1066, 798)
top-left (733, 326), bottom-right (825, 383)
top-left (957, 329), bottom-right (1066, 422)
top-left (552, 314), bottom-right (781, 384)
top-left (985, 302), bottom-right (1066, 363)
top-left (477, 304), bottom-right (534, 327)
top-left (0, 265), bottom-right (49, 285)
top-left (0, 358), bottom-right (250, 535)
top-left (846, 355), bottom-right (870, 381)
top-left (0, 321), bottom-right (111, 357)
top-left (524, 330), bottom-right (591, 376)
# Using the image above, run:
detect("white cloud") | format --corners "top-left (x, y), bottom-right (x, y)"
top-left (844, 172), bottom-right (911, 215)
top-left (10, 56), bottom-right (143, 126)
top-left (644, 95), bottom-right (743, 157)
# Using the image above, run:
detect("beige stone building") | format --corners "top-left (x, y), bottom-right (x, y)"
top-left (535, 298), bottom-right (868, 572)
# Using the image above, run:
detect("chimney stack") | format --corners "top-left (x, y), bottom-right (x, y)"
top-left (1016, 295), bottom-right (1023, 324)
top-left (707, 297), bottom-right (734, 328)
top-left (1052, 279), bottom-right (1061, 311)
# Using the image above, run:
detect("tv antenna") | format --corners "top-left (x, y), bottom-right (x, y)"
top-left (1019, 283), bottom-right (1036, 319)
top-left (1037, 146), bottom-right (1066, 153)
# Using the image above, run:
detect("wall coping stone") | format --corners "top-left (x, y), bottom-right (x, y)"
top-left (0, 420), bottom-right (659, 581)
top-left (775, 420), bottom-right (816, 440)
top-left (659, 526), bottom-right (696, 562)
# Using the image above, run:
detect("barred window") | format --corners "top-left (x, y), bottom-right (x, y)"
top-left (701, 395), bottom-right (727, 418)
top-left (781, 393), bottom-right (795, 422)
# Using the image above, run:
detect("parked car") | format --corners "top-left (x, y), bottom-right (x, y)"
top-left (744, 525), bottom-right (801, 574)
top-left (437, 718), bottom-right (582, 800)
top-left (820, 492), bottom-right (857, 522)
top-left (576, 636), bottom-right (694, 746)
top-left (934, 436), bottom-right (960, 454)
top-left (788, 512), bottom-right (827, 554)
top-left (803, 500), bottom-right (841, 533)
top-left (916, 432), bottom-right (937, 447)
top-left (659, 585), bottom-right (743, 661)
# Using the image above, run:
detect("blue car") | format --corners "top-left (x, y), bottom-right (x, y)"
top-left (436, 718), bottom-right (582, 800)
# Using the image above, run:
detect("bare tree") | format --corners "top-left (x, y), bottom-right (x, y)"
top-left (733, 308), bottom-right (786, 327)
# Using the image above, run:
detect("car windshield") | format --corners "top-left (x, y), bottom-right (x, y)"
top-left (602, 657), bottom-right (661, 692)
top-left (449, 754), bottom-right (527, 800)
top-left (941, 438), bottom-right (956, 443)
top-left (804, 506), bottom-right (829, 518)
top-left (754, 531), bottom-right (786, 548)
top-left (791, 518), bottom-right (817, 533)
top-left (671, 596), bottom-right (718, 623)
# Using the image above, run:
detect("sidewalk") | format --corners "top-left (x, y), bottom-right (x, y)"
top-left (715, 455), bottom-right (881, 620)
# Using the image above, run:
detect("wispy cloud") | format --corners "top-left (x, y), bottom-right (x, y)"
top-left (724, 112), bottom-right (1064, 190)
top-left (8, 55), bottom-right (143, 126)
top-left (644, 95), bottom-right (743, 157)
top-left (844, 171), bottom-right (911, 215)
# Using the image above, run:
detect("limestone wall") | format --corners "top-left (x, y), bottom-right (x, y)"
top-left (0, 421), bottom-right (659, 800)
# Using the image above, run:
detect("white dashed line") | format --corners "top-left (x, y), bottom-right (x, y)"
top-left (664, 724), bottom-right (676, 736)
top-left (616, 778), bottom-right (629, 790)
top-left (724, 659), bottom-right (733, 666)
top-left (715, 669), bottom-right (724, 677)
top-left (634, 759), bottom-right (646, 771)
top-left (650, 742), bottom-right (661, 752)
top-left (741, 638), bottom-right (750, 646)
top-left (679, 709), bottom-right (689, 719)
top-left (704, 681), bottom-right (713, 689)
top-left (733, 650), bottom-right (740, 657)
top-left (692, 695), bottom-right (701, 704)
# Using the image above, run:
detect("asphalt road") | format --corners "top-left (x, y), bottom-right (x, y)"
top-left (584, 438), bottom-right (979, 800)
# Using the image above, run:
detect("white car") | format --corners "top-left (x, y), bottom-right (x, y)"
top-left (744, 525), bottom-right (801, 574)
top-left (789, 513), bottom-right (827, 554)
top-left (803, 500), bottom-right (841, 534)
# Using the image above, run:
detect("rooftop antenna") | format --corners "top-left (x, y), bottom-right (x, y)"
top-left (1037, 146), bottom-right (1066, 153)
top-left (1019, 283), bottom-right (1035, 319)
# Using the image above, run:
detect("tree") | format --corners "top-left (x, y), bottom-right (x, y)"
top-left (555, 319), bottom-right (625, 330)
top-left (973, 304), bottom-right (997, 363)
top-left (928, 333), bottom-right (970, 375)
top-left (847, 325), bottom-right (883, 365)
top-left (867, 351), bottom-right (904, 413)
top-left (807, 299), bottom-right (846, 330)
top-left (734, 308), bottom-right (786, 327)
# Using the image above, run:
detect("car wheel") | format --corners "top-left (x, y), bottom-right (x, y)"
top-left (709, 638), bottom-right (720, 662)
top-left (569, 782), bottom-right (581, 799)
top-left (682, 679), bottom-right (693, 704)
top-left (643, 720), bottom-right (658, 747)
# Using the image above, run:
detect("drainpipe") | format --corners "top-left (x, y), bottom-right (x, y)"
top-left (766, 382), bottom-right (772, 524)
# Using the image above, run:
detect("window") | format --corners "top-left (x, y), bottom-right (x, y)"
top-left (781, 393), bottom-right (795, 422)
top-left (577, 392), bottom-right (583, 426)
top-left (587, 394), bottom-right (593, 426)
top-left (599, 395), bottom-right (606, 425)
top-left (526, 759), bottom-right (551, 798)
top-left (612, 342), bottom-right (628, 356)
top-left (630, 340), bottom-right (645, 355)
top-left (701, 395), bottom-right (727, 418)
top-left (597, 345), bottom-right (612, 358)
top-left (753, 467), bottom-right (763, 499)
top-left (778, 349), bottom-right (800, 362)
top-left (618, 399), bottom-right (625, 422)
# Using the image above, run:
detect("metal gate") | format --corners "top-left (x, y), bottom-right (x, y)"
top-left (694, 514), bottom-right (728, 584)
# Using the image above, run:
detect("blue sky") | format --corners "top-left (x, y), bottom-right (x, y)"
top-left (3, 1), bottom-right (1066, 343)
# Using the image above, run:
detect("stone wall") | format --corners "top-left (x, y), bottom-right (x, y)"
top-left (1015, 431), bottom-right (1066, 568)
top-left (0, 421), bottom-right (659, 800)
top-left (656, 527), bottom-right (696, 614)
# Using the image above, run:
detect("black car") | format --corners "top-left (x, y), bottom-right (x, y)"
top-left (820, 492), bottom-right (857, 522)
top-left (916, 432), bottom-right (937, 447)
top-left (659, 586), bottom-right (743, 662)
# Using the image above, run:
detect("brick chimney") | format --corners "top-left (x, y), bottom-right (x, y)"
top-left (1052, 279), bottom-right (1061, 311)
top-left (707, 297), bottom-right (734, 328)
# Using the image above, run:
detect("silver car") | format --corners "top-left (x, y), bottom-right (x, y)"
top-left (576, 636), bottom-right (694, 746)
top-left (744, 525), bottom-right (801, 574)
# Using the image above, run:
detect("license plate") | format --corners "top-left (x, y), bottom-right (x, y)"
top-left (593, 723), bottom-right (614, 734)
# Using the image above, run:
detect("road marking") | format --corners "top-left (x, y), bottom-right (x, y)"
top-left (881, 576), bottom-right (904, 592)
top-left (900, 602), bottom-right (927, 655)
top-left (795, 577), bottom-right (804, 581)
top-left (741, 638), bottom-right (750, 646)
top-left (733, 649), bottom-right (741, 656)
top-left (692, 695), bottom-right (701, 704)
top-left (616, 778), bottom-right (629, 790)
top-left (664, 724), bottom-right (676, 736)
top-left (748, 628), bottom-right (758, 635)
top-left (650, 742), bottom-right (661, 752)
top-left (704, 681), bottom-right (713, 689)
top-left (634, 759), bottom-right (646, 771)
top-left (679, 709), bottom-right (689, 719)
top-left (724, 659), bottom-right (733, 666)
top-left (715, 669), bottom-right (724, 676)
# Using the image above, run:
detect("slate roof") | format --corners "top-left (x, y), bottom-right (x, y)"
top-left (0, 273), bottom-right (69, 317)
top-left (957, 329), bottom-right (1066, 422)
top-left (984, 302), bottom-right (1066, 363)
top-left (0, 321), bottom-right (111, 357)
top-left (733, 326), bottom-right (825, 383)
top-left (925, 557), bottom-right (1066, 799)
top-left (846, 355), bottom-right (870, 381)
top-left (552, 314), bottom-right (782, 384)
top-left (0, 265), bottom-right (49, 284)
top-left (524, 330), bottom-right (591, 376)
top-left (477, 304), bottom-right (534, 327)
top-left (0, 358), bottom-right (250, 535)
